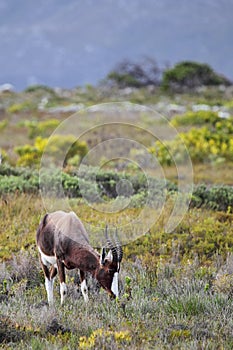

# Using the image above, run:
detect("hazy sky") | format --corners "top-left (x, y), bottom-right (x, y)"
top-left (0, 0), bottom-right (232, 90)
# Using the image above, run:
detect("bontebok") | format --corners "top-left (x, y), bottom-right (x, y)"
top-left (36, 211), bottom-right (123, 305)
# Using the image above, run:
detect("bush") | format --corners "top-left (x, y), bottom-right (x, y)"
top-left (0, 164), bottom-right (32, 177)
top-left (7, 101), bottom-right (36, 113)
top-left (150, 118), bottom-right (233, 164)
top-left (14, 136), bottom-right (88, 167)
top-left (191, 185), bottom-right (233, 212)
top-left (0, 149), bottom-right (8, 163)
top-left (23, 119), bottom-right (60, 139)
top-left (1, 164), bottom-right (233, 213)
top-left (106, 57), bottom-right (160, 88)
top-left (162, 61), bottom-right (231, 92)
top-left (0, 175), bottom-right (38, 195)
top-left (24, 84), bottom-right (55, 94)
top-left (171, 110), bottom-right (222, 127)
top-left (0, 164), bottom-right (175, 204)
top-left (0, 120), bottom-right (8, 131)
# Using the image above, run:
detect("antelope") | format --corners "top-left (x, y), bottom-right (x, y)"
top-left (36, 210), bottom-right (123, 306)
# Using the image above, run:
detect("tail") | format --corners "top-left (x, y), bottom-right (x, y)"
top-left (41, 213), bottom-right (49, 228)
top-left (36, 213), bottom-right (49, 243)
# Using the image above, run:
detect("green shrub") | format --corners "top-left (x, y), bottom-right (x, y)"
top-left (0, 164), bottom-right (32, 177)
top-left (1, 164), bottom-right (233, 213)
top-left (24, 84), bottom-right (55, 94)
top-left (107, 71), bottom-right (141, 88)
top-left (106, 58), bottom-right (160, 88)
top-left (48, 136), bottom-right (88, 165)
top-left (14, 136), bottom-right (88, 167)
top-left (150, 119), bottom-right (233, 164)
top-left (129, 192), bottom-right (147, 207)
top-left (0, 175), bottom-right (38, 194)
top-left (0, 120), bottom-right (8, 131)
top-left (0, 149), bottom-right (8, 163)
top-left (61, 172), bottom-right (81, 197)
top-left (7, 101), bottom-right (36, 113)
top-left (24, 119), bottom-right (60, 139)
top-left (0, 164), bottom-right (174, 203)
top-left (171, 110), bottom-right (222, 127)
top-left (162, 61), bottom-right (230, 91)
top-left (191, 185), bottom-right (233, 212)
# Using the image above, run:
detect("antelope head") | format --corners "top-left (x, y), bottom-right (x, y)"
top-left (95, 227), bottom-right (123, 298)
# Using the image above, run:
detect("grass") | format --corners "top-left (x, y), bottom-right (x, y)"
top-left (1, 249), bottom-right (233, 349)
top-left (0, 194), bottom-right (43, 260)
top-left (1, 86), bottom-right (233, 348)
top-left (1, 193), bottom-right (233, 262)
top-left (0, 193), bottom-right (233, 348)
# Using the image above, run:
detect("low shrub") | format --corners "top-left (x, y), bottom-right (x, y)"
top-left (150, 119), bottom-right (233, 164)
top-left (0, 120), bottom-right (8, 131)
top-left (0, 175), bottom-right (39, 194)
top-left (171, 110), bottom-right (222, 127)
top-left (0, 164), bottom-right (175, 206)
top-left (24, 84), bottom-right (55, 94)
top-left (23, 119), bottom-right (60, 139)
top-left (7, 101), bottom-right (36, 113)
top-left (14, 136), bottom-right (88, 167)
top-left (0, 164), bottom-right (233, 212)
top-left (191, 185), bottom-right (233, 212)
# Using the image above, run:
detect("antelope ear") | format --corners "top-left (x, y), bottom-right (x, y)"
top-left (100, 247), bottom-right (106, 265)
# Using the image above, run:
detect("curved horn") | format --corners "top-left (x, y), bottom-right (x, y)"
top-left (117, 245), bottom-right (123, 263)
top-left (100, 247), bottom-right (106, 265)
top-left (105, 225), bottom-right (118, 263)
top-left (107, 241), bottom-right (118, 263)
top-left (115, 228), bottom-right (123, 263)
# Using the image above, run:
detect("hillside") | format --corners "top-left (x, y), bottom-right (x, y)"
top-left (1, 84), bottom-right (233, 348)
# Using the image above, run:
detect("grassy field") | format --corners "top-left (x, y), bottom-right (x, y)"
top-left (1, 86), bottom-right (233, 348)
top-left (0, 194), bottom-right (233, 349)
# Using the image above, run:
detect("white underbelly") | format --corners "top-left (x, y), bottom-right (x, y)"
top-left (38, 247), bottom-right (57, 268)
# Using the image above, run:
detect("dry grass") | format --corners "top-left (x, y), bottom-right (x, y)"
top-left (0, 193), bottom-right (233, 348)
top-left (1, 251), bottom-right (233, 349)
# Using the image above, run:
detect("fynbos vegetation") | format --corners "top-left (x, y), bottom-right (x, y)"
top-left (1, 67), bottom-right (233, 348)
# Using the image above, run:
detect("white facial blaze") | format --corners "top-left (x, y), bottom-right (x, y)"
top-left (106, 250), bottom-right (113, 262)
top-left (111, 272), bottom-right (119, 297)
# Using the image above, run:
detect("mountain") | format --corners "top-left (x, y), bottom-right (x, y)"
top-left (0, 0), bottom-right (232, 90)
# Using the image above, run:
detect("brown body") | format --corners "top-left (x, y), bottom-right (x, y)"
top-left (36, 211), bottom-right (122, 305)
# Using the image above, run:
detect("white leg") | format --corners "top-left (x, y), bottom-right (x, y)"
top-left (81, 280), bottom-right (89, 302)
top-left (45, 277), bottom-right (54, 306)
top-left (60, 282), bottom-right (67, 305)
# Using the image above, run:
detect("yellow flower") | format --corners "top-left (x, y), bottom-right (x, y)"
top-left (114, 330), bottom-right (131, 342)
